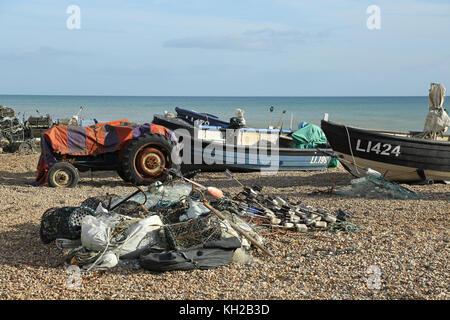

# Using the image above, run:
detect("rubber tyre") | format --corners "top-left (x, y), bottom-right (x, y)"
top-left (18, 141), bottom-right (33, 154)
top-left (120, 133), bottom-right (177, 185)
top-left (117, 167), bottom-right (131, 183)
top-left (47, 162), bottom-right (80, 188)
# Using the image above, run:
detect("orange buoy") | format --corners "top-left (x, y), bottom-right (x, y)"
top-left (206, 187), bottom-right (223, 199)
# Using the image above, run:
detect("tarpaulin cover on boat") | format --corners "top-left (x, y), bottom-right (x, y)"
top-left (291, 123), bottom-right (328, 149)
top-left (31, 120), bottom-right (177, 186)
top-left (291, 123), bottom-right (338, 168)
top-left (423, 83), bottom-right (450, 137)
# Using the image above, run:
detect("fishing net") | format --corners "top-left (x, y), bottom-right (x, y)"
top-left (162, 214), bottom-right (223, 250)
top-left (155, 197), bottom-right (190, 223)
top-left (354, 176), bottom-right (418, 199)
top-left (329, 221), bottom-right (360, 234)
top-left (113, 200), bottom-right (147, 217)
top-left (40, 196), bottom-right (116, 244)
top-left (39, 207), bottom-right (78, 244)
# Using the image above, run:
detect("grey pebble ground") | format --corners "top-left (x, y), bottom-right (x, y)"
top-left (0, 154), bottom-right (448, 300)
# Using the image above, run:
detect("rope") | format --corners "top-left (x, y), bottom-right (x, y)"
top-left (344, 125), bottom-right (360, 175)
top-left (70, 249), bottom-right (99, 266)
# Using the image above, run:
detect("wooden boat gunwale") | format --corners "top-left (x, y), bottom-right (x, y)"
top-left (330, 122), bottom-right (450, 146)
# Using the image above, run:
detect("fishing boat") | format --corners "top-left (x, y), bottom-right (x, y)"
top-left (157, 107), bottom-right (296, 147)
top-left (152, 109), bottom-right (335, 173)
top-left (320, 83), bottom-right (450, 183)
top-left (174, 107), bottom-right (231, 128)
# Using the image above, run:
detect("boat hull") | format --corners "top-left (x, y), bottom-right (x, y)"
top-left (153, 115), bottom-right (333, 172)
top-left (153, 114), bottom-right (192, 132)
top-left (177, 135), bottom-right (332, 172)
top-left (178, 137), bottom-right (331, 172)
top-left (321, 120), bottom-right (450, 182)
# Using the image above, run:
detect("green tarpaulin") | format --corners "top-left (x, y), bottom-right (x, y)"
top-left (291, 123), bottom-right (328, 149)
top-left (291, 123), bottom-right (338, 168)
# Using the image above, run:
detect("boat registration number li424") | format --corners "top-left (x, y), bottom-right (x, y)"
top-left (355, 139), bottom-right (401, 157)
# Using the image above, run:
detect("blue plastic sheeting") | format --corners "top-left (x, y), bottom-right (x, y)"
top-left (298, 121), bottom-right (309, 129)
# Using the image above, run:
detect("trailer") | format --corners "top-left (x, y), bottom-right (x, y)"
top-left (32, 119), bottom-right (179, 188)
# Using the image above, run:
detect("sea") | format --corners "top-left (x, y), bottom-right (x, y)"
top-left (0, 95), bottom-right (437, 131)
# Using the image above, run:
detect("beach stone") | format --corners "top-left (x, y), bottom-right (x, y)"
top-left (314, 221), bottom-right (327, 228)
top-left (1, 153), bottom-right (448, 300)
top-left (324, 215), bottom-right (337, 223)
top-left (295, 224), bottom-right (308, 233)
top-left (270, 217), bottom-right (281, 225)
top-left (283, 222), bottom-right (294, 229)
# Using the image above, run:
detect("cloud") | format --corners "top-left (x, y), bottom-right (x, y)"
top-left (0, 46), bottom-right (81, 61)
top-left (94, 63), bottom-right (252, 78)
top-left (164, 35), bottom-right (269, 50)
top-left (164, 28), bottom-right (331, 51)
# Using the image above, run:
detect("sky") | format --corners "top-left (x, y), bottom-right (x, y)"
top-left (0, 0), bottom-right (449, 96)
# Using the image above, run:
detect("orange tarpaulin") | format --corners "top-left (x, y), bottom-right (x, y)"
top-left (31, 121), bottom-right (177, 186)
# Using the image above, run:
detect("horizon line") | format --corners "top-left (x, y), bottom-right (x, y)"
top-left (0, 94), bottom-right (429, 98)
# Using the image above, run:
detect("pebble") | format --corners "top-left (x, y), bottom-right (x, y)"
top-left (295, 224), bottom-right (308, 233)
top-left (314, 221), bottom-right (327, 228)
top-left (0, 154), bottom-right (448, 300)
top-left (283, 222), bottom-right (295, 229)
top-left (270, 217), bottom-right (281, 225)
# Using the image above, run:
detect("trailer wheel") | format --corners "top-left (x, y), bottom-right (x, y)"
top-left (117, 167), bottom-right (131, 183)
top-left (120, 133), bottom-right (176, 185)
top-left (47, 162), bottom-right (79, 188)
top-left (18, 141), bottom-right (34, 154)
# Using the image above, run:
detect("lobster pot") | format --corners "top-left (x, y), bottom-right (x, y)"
top-left (39, 207), bottom-right (78, 244)
top-left (39, 197), bottom-right (110, 244)
top-left (0, 106), bottom-right (15, 118)
top-left (27, 116), bottom-right (53, 138)
top-left (7, 129), bottom-right (27, 142)
top-left (162, 214), bottom-right (223, 250)
top-left (27, 116), bottom-right (52, 128)
top-left (0, 118), bottom-right (19, 129)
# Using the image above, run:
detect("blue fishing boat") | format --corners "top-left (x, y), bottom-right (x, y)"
top-left (175, 107), bottom-right (231, 128)
top-left (152, 109), bottom-right (336, 173)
